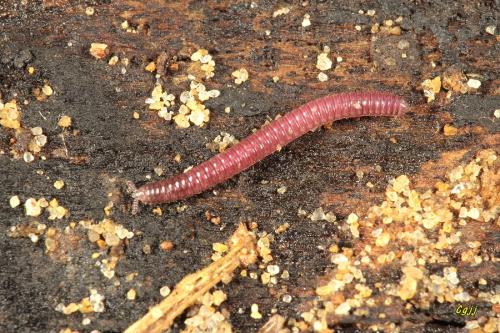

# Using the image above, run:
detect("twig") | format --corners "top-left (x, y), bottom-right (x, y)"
top-left (59, 130), bottom-right (69, 159)
top-left (124, 223), bottom-right (257, 333)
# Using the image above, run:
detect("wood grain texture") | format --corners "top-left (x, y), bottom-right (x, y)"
top-left (0, 1), bottom-right (498, 332)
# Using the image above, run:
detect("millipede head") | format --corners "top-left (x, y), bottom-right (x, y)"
top-left (399, 99), bottom-right (410, 115)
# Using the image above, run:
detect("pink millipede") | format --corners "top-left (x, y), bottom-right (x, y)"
top-left (129, 91), bottom-right (408, 213)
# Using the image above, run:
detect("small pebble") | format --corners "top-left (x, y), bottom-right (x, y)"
top-left (160, 286), bottom-right (171, 297)
top-left (42, 84), bottom-right (53, 96)
top-left (108, 56), bottom-right (119, 66)
top-left (89, 43), bottom-right (109, 59)
top-left (302, 14), bottom-right (311, 27)
top-left (466, 78), bottom-right (481, 89)
top-left (232, 68), bottom-right (249, 85)
top-left (485, 25), bottom-right (496, 35)
top-left (375, 232), bottom-right (391, 247)
top-left (53, 180), bottom-right (65, 189)
top-left (277, 186), bottom-right (287, 194)
top-left (25, 198), bottom-right (42, 216)
top-left (316, 52), bottom-right (332, 71)
top-left (126, 289), bottom-right (136, 300)
top-left (145, 61), bottom-right (156, 72)
top-left (317, 72), bottom-right (328, 82)
top-left (31, 127), bottom-right (43, 135)
top-left (250, 303), bottom-right (262, 319)
top-left (384, 19), bottom-right (394, 27)
top-left (58, 115), bottom-right (72, 128)
top-left (160, 240), bottom-right (174, 251)
top-left (23, 152), bottom-right (34, 163)
top-left (34, 134), bottom-right (47, 147)
top-left (421, 76), bottom-right (441, 102)
top-left (272, 7), bottom-right (290, 18)
top-left (9, 195), bottom-right (20, 208)
top-left (267, 265), bottom-right (280, 275)
top-left (335, 302), bottom-right (351, 315)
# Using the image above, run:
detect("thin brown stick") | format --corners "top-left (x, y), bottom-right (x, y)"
top-left (124, 223), bottom-right (257, 333)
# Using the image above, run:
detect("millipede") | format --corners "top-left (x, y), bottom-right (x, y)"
top-left (129, 91), bottom-right (408, 214)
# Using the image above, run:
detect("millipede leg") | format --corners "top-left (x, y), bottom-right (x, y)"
top-left (125, 180), bottom-right (140, 215)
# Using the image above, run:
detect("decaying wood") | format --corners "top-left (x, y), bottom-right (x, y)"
top-left (0, 1), bottom-right (498, 332)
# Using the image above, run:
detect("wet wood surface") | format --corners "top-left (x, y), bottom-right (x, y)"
top-left (0, 1), bottom-right (498, 332)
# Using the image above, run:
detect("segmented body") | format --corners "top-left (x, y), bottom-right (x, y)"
top-left (131, 91), bottom-right (408, 211)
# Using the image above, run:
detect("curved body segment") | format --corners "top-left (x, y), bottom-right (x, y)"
top-left (131, 91), bottom-right (408, 211)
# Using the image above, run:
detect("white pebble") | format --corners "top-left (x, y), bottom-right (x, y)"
top-left (335, 302), bottom-right (351, 315)
top-left (467, 78), bottom-right (481, 89)
top-left (9, 195), bottom-right (20, 208)
top-left (272, 7), bottom-right (290, 18)
top-left (485, 25), bottom-right (496, 35)
top-left (267, 265), bottom-right (280, 276)
top-left (23, 152), bottom-right (34, 163)
top-left (31, 127), bottom-right (43, 135)
top-left (277, 186), bottom-right (287, 194)
top-left (317, 72), bottom-right (328, 82)
top-left (35, 135), bottom-right (47, 147)
top-left (24, 198), bottom-right (42, 216)
top-left (302, 14), bottom-right (311, 27)
top-left (160, 286), bottom-right (171, 297)
top-left (316, 53), bottom-right (332, 71)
